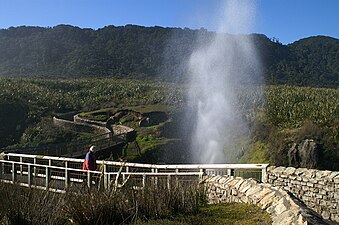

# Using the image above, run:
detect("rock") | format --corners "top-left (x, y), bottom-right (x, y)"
top-left (288, 143), bottom-right (299, 167)
top-left (288, 139), bottom-right (319, 169)
top-left (299, 139), bottom-right (318, 168)
top-left (285, 167), bottom-right (296, 175)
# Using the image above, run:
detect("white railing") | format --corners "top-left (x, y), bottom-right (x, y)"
top-left (0, 153), bottom-right (269, 192)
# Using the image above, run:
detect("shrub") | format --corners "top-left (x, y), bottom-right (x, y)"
top-left (0, 177), bottom-right (206, 224)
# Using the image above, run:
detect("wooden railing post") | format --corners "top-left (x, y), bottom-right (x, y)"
top-left (151, 168), bottom-right (155, 186)
top-left (199, 169), bottom-right (205, 181)
top-left (167, 175), bottom-right (171, 190)
top-left (103, 162), bottom-right (108, 189)
top-left (142, 174), bottom-right (146, 189)
top-left (45, 166), bottom-right (50, 190)
top-left (12, 162), bottom-right (17, 183)
top-left (65, 161), bottom-right (69, 190)
top-left (227, 169), bottom-right (234, 177)
top-left (27, 164), bottom-right (32, 187)
top-left (87, 171), bottom-right (91, 187)
top-left (107, 173), bottom-right (111, 187)
top-left (33, 157), bottom-right (37, 177)
top-left (261, 167), bottom-right (267, 183)
top-left (123, 166), bottom-right (129, 183)
top-left (154, 168), bottom-right (158, 186)
top-left (19, 157), bottom-right (23, 175)
top-left (175, 168), bottom-right (179, 186)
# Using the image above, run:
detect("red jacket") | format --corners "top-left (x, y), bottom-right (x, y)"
top-left (82, 151), bottom-right (96, 170)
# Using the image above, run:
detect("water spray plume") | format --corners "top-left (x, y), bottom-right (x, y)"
top-left (188, 0), bottom-right (262, 163)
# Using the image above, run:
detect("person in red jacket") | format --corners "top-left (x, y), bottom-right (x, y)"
top-left (82, 145), bottom-right (97, 170)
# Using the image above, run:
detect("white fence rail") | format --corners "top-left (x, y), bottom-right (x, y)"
top-left (0, 153), bottom-right (269, 192)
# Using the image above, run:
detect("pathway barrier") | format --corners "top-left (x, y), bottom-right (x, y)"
top-left (0, 153), bottom-right (269, 193)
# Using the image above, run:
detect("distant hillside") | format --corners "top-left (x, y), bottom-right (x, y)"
top-left (0, 25), bottom-right (338, 87)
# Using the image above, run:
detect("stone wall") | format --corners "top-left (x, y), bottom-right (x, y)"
top-left (203, 175), bottom-right (328, 225)
top-left (53, 115), bottom-right (111, 138)
top-left (111, 124), bottom-right (136, 142)
top-left (53, 113), bottom-right (137, 142)
top-left (74, 114), bottom-right (136, 142)
top-left (267, 166), bottom-right (339, 223)
top-left (73, 114), bottom-right (107, 127)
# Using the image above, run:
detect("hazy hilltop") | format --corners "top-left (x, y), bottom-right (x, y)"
top-left (0, 24), bottom-right (338, 87)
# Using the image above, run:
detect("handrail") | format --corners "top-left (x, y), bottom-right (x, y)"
top-left (4, 153), bottom-right (269, 170)
top-left (1, 153), bottom-right (269, 185)
top-left (0, 160), bottom-right (203, 176)
top-left (0, 159), bottom-right (205, 193)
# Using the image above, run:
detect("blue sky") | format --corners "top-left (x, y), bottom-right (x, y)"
top-left (0, 0), bottom-right (338, 44)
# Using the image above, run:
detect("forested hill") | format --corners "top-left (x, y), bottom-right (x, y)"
top-left (0, 25), bottom-right (338, 87)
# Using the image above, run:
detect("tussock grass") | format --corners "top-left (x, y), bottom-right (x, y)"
top-left (0, 178), bottom-right (207, 225)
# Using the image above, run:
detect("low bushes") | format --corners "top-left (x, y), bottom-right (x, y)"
top-left (0, 178), bottom-right (206, 225)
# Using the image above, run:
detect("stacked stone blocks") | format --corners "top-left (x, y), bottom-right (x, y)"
top-left (267, 166), bottom-right (339, 223)
top-left (203, 175), bottom-right (329, 225)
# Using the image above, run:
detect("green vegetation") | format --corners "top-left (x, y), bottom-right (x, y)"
top-left (247, 85), bottom-right (339, 169)
top-left (239, 141), bottom-right (272, 164)
top-left (0, 25), bottom-right (338, 87)
top-left (0, 77), bottom-right (183, 148)
top-left (0, 181), bottom-right (271, 225)
top-left (265, 85), bottom-right (338, 127)
top-left (134, 203), bottom-right (271, 225)
top-left (0, 77), bottom-right (338, 169)
top-left (0, 24), bottom-right (337, 224)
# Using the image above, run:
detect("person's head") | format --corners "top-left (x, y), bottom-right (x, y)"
top-left (89, 145), bottom-right (96, 153)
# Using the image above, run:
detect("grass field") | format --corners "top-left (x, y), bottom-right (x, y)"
top-left (0, 77), bottom-right (338, 168)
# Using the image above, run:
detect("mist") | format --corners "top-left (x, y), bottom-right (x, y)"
top-left (187, 0), bottom-right (263, 163)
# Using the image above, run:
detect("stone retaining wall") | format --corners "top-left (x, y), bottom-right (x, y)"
top-left (53, 115), bottom-right (111, 138)
top-left (73, 114), bottom-right (107, 127)
top-left (267, 166), bottom-right (339, 223)
top-left (53, 113), bottom-right (137, 142)
top-left (111, 124), bottom-right (136, 142)
top-left (74, 114), bottom-right (136, 141)
top-left (203, 175), bottom-right (328, 225)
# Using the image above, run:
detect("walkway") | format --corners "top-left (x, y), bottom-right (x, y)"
top-left (0, 152), bottom-right (269, 193)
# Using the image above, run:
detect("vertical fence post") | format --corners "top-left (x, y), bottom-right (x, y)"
top-left (33, 157), bottom-right (37, 177)
top-left (12, 162), bottom-right (17, 183)
top-left (103, 162), bottom-right (107, 189)
top-left (87, 171), bottom-right (91, 187)
top-left (155, 168), bottom-right (158, 186)
top-left (108, 173), bottom-right (111, 188)
top-left (65, 161), bottom-right (69, 190)
top-left (27, 164), bottom-right (32, 187)
top-left (19, 157), bottom-right (23, 175)
top-left (261, 166), bottom-right (267, 183)
top-left (123, 165), bottom-right (126, 182)
top-left (151, 168), bottom-right (154, 186)
top-left (45, 166), bottom-right (50, 190)
top-left (167, 175), bottom-right (171, 190)
top-left (175, 168), bottom-right (179, 186)
top-left (125, 166), bottom-right (129, 176)
top-left (142, 174), bottom-right (146, 189)
top-left (227, 169), bottom-right (234, 176)
top-left (199, 169), bottom-right (205, 181)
